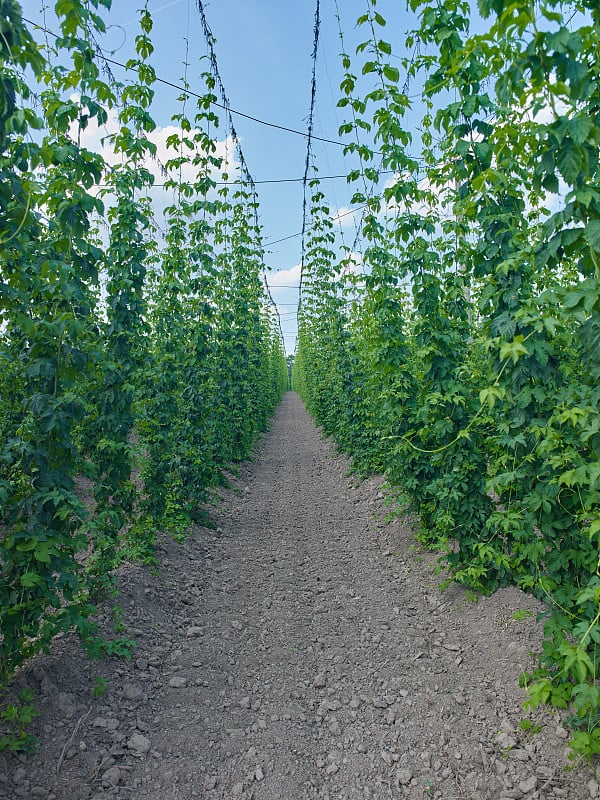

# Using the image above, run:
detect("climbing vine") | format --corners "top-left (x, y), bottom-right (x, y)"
top-left (0, 0), bottom-right (287, 704)
top-left (295, 0), bottom-right (600, 759)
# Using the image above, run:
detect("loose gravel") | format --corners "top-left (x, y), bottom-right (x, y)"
top-left (1, 392), bottom-right (596, 800)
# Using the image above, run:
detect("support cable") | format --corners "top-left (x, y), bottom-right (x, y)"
top-left (262, 275), bottom-right (286, 349)
top-left (23, 14), bottom-right (429, 160)
top-left (23, 14), bottom-right (386, 154)
top-left (298, 0), bottom-right (321, 317)
top-left (195, 1), bottom-right (286, 352)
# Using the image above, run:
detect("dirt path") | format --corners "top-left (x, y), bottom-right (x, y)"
top-left (1, 393), bottom-right (596, 799)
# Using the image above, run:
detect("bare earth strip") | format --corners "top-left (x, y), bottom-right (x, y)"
top-left (1, 392), bottom-right (597, 799)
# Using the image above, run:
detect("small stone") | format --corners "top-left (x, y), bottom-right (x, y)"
top-left (40, 677), bottom-right (58, 696)
top-left (500, 790), bottom-right (523, 800)
top-left (203, 776), bottom-right (218, 790)
top-left (102, 767), bottom-right (122, 787)
top-left (232, 782), bottom-right (244, 796)
top-left (239, 696), bottom-right (251, 709)
top-left (13, 768), bottom-right (27, 785)
top-left (30, 788), bottom-right (49, 798)
top-left (588, 779), bottom-right (600, 798)
top-left (518, 776), bottom-right (537, 794)
top-left (495, 732), bottom-right (517, 750)
top-left (232, 621), bottom-right (243, 631)
top-left (186, 626), bottom-right (204, 638)
top-left (397, 768), bottom-right (412, 786)
top-left (385, 708), bottom-right (396, 725)
top-left (313, 672), bottom-right (327, 688)
top-left (127, 733), bottom-right (151, 754)
top-left (326, 764), bottom-right (339, 775)
top-left (136, 658), bottom-right (149, 671)
top-left (168, 676), bottom-right (187, 688)
top-left (57, 692), bottom-right (76, 718)
top-left (123, 684), bottom-right (144, 701)
top-left (507, 749), bottom-right (529, 762)
top-left (255, 767), bottom-right (264, 781)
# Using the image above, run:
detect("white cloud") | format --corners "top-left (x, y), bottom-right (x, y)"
top-left (330, 206), bottom-right (360, 228)
top-left (73, 100), bottom-right (237, 178)
top-left (68, 99), bottom-right (239, 230)
top-left (268, 263), bottom-right (302, 287)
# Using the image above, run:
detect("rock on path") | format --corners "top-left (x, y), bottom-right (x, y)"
top-left (1, 392), bottom-right (595, 800)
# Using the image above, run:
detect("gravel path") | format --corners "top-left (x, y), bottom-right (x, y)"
top-left (1, 393), bottom-right (596, 799)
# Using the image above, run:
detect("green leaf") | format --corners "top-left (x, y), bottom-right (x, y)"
top-left (20, 572), bottom-right (43, 588)
top-left (569, 117), bottom-right (593, 146)
top-left (584, 219), bottom-right (600, 252)
top-left (383, 65), bottom-right (399, 83)
top-left (556, 144), bottom-right (582, 184)
top-left (479, 386), bottom-right (505, 409)
top-left (33, 542), bottom-right (55, 564)
top-left (362, 61), bottom-right (377, 75)
top-left (499, 337), bottom-right (530, 365)
top-left (477, 0), bottom-right (492, 18)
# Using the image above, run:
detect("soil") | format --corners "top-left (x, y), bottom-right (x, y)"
top-left (1, 392), bottom-right (597, 800)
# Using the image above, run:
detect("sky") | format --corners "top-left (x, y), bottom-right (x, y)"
top-left (26, 0), bottom-right (423, 354)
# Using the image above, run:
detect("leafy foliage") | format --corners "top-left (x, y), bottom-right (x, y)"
top-left (0, 1), bottom-right (287, 701)
top-left (295, 0), bottom-right (600, 760)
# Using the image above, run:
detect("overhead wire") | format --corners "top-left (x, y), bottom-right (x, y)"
top-left (263, 200), bottom-right (370, 248)
top-left (112, 170), bottom-right (394, 187)
top-left (262, 275), bottom-right (286, 347)
top-left (333, 0), bottom-right (374, 255)
top-left (23, 5), bottom-right (409, 350)
top-left (315, 41), bottom-right (352, 253)
top-left (194, 1), bottom-right (255, 192)
top-left (298, 0), bottom-right (322, 313)
top-left (194, 1), bottom-right (286, 350)
top-left (22, 14), bottom-right (406, 156)
top-left (24, 9), bottom-right (415, 283)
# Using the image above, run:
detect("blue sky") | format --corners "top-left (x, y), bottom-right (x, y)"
top-left (27, 0), bottom-right (421, 353)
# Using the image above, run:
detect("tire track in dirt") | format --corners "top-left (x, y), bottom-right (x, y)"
top-left (2, 392), bottom-right (595, 800)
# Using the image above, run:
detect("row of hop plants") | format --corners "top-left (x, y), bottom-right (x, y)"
top-left (294, 0), bottom-right (600, 760)
top-left (0, 0), bottom-right (288, 714)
